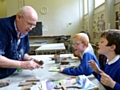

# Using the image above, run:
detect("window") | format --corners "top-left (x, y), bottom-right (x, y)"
top-left (84, 0), bottom-right (88, 15)
top-left (95, 0), bottom-right (105, 8)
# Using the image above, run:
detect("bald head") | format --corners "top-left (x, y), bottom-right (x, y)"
top-left (16, 6), bottom-right (38, 34)
top-left (17, 6), bottom-right (38, 21)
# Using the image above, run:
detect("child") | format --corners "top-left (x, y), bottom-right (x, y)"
top-left (73, 31), bottom-right (94, 58)
top-left (89, 29), bottom-right (120, 90)
top-left (80, 31), bottom-right (94, 53)
top-left (60, 33), bottom-right (100, 77)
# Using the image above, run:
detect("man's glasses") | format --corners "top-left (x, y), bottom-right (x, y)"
top-left (21, 15), bottom-right (36, 28)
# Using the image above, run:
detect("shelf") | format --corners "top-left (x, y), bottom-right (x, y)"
top-left (29, 35), bottom-right (71, 38)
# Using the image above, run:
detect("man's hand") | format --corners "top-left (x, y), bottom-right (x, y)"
top-left (20, 60), bottom-right (41, 70)
top-left (100, 72), bottom-right (116, 89)
top-left (20, 58), bottom-right (44, 70)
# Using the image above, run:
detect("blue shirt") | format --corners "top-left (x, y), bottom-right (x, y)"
top-left (62, 48), bottom-right (100, 77)
top-left (0, 15), bottom-right (30, 79)
top-left (103, 55), bottom-right (120, 90)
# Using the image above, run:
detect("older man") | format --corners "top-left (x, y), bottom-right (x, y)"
top-left (0, 6), bottom-right (41, 79)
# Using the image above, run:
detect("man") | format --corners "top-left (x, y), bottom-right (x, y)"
top-left (0, 6), bottom-right (41, 79)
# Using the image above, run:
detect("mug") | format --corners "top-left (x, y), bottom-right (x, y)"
top-left (54, 54), bottom-right (61, 64)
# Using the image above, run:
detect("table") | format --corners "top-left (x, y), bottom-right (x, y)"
top-left (29, 44), bottom-right (42, 54)
top-left (35, 43), bottom-right (66, 54)
top-left (0, 54), bottom-right (106, 90)
top-left (30, 44), bottom-right (41, 48)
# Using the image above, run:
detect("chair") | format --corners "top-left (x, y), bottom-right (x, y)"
top-left (98, 54), bottom-right (107, 70)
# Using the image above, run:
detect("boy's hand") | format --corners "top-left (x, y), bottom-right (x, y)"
top-left (89, 60), bottom-right (116, 89)
top-left (89, 60), bottom-right (103, 74)
top-left (100, 72), bottom-right (116, 89)
top-left (59, 67), bottom-right (64, 72)
top-left (73, 50), bottom-right (80, 57)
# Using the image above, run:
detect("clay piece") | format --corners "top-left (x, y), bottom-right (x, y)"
top-left (0, 79), bottom-right (11, 87)
top-left (54, 82), bottom-right (82, 90)
top-left (18, 82), bottom-right (36, 86)
top-left (19, 77), bottom-right (40, 90)
top-left (26, 77), bottom-right (40, 82)
top-left (60, 61), bottom-right (70, 65)
top-left (20, 86), bottom-right (31, 90)
top-left (33, 59), bottom-right (44, 65)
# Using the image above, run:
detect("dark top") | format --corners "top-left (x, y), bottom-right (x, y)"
top-left (0, 15), bottom-right (30, 79)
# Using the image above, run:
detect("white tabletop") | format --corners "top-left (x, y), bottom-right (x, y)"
top-left (30, 44), bottom-right (41, 48)
top-left (0, 54), bottom-right (106, 90)
top-left (35, 43), bottom-right (66, 51)
top-left (35, 43), bottom-right (66, 54)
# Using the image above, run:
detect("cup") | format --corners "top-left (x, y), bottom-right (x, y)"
top-left (54, 54), bottom-right (61, 64)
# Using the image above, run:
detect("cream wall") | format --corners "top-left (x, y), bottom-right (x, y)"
top-left (6, 0), bottom-right (24, 16)
top-left (4, 0), bottom-right (120, 43)
top-left (115, 0), bottom-right (120, 3)
top-left (0, 0), bottom-right (7, 18)
top-left (24, 0), bottom-right (82, 37)
top-left (5, 0), bottom-right (83, 38)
